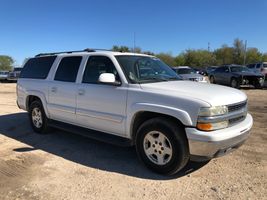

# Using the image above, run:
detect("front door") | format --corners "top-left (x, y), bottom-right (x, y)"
top-left (76, 56), bottom-right (127, 136)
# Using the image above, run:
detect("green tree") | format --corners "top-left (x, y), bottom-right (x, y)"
top-left (233, 38), bottom-right (245, 64)
top-left (132, 47), bottom-right (142, 53)
top-left (261, 53), bottom-right (267, 62)
top-left (156, 53), bottom-right (176, 66)
top-left (0, 55), bottom-right (14, 71)
top-left (112, 45), bottom-right (130, 52)
top-left (245, 48), bottom-right (262, 64)
top-left (214, 45), bottom-right (234, 65)
top-left (182, 49), bottom-right (216, 67)
top-left (174, 54), bottom-right (185, 66)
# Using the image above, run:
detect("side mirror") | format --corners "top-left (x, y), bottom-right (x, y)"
top-left (98, 73), bottom-right (121, 86)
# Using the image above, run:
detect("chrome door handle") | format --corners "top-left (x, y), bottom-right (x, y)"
top-left (51, 87), bottom-right (57, 93)
top-left (78, 89), bottom-right (85, 95)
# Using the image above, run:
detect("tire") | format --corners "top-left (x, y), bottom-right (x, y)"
top-left (29, 100), bottom-right (50, 134)
top-left (135, 117), bottom-right (189, 175)
top-left (209, 76), bottom-right (215, 84)
top-left (230, 78), bottom-right (240, 89)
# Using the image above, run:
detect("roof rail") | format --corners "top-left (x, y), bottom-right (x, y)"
top-left (35, 48), bottom-right (113, 57)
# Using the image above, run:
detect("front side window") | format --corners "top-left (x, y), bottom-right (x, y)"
top-left (115, 56), bottom-right (181, 83)
top-left (54, 56), bottom-right (82, 82)
top-left (82, 56), bottom-right (120, 84)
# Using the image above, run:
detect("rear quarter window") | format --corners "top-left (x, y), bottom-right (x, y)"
top-left (20, 56), bottom-right (57, 79)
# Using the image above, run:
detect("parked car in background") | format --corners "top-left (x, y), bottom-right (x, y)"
top-left (0, 71), bottom-right (9, 82)
top-left (206, 66), bottom-right (218, 75)
top-left (8, 67), bottom-right (22, 82)
top-left (172, 66), bottom-right (208, 83)
top-left (209, 65), bottom-right (264, 89)
top-left (247, 62), bottom-right (267, 86)
top-left (198, 68), bottom-right (208, 76)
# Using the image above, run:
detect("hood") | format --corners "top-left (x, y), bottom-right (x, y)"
top-left (232, 71), bottom-right (263, 76)
top-left (180, 73), bottom-right (204, 79)
top-left (140, 81), bottom-right (247, 106)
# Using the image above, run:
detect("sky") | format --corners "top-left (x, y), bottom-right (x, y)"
top-left (0, 0), bottom-right (266, 66)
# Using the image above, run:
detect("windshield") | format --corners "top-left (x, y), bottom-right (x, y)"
top-left (230, 66), bottom-right (251, 73)
top-left (115, 56), bottom-right (182, 83)
top-left (177, 68), bottom-right (196, 74)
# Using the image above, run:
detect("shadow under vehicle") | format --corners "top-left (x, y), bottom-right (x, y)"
top-left (209, 65), bottom-right (264, 89)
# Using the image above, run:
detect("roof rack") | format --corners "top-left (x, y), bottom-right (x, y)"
top-left (35, 48), bottom-right (113, 57)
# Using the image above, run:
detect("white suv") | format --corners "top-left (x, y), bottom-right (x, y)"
top-left (17, 49), bottom-right (253, 175)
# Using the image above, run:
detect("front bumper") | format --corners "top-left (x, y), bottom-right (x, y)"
top-left (186, 113), bottom-right (253, 161)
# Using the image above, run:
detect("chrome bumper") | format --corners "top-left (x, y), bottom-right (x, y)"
top-left (186, 113), bottom-right (253, 161)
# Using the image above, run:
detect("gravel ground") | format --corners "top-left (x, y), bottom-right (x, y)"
top-left (0, 83), bottom-right (266, 200)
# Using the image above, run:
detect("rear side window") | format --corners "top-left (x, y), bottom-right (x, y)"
top-left (54, 56), bottom-right (82, 82)
top-left (20, 56), bottom-right (56, 79)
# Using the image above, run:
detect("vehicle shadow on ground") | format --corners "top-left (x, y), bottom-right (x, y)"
top-left (0, 112), bottom-right (209, 180)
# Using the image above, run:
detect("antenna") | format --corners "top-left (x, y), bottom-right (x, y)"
top-left (133, 32), bottom-right (136, 53)
top-left (243, 40), bottom-right (247, 66)
top-left (208, 42), bottom-right (210, 52)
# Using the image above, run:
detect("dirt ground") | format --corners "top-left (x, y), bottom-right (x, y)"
top-left (0, 83), bottom-right (266, 200)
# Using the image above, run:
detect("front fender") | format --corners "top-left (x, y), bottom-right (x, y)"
top-left (126, 102), bottom-right (193, 137)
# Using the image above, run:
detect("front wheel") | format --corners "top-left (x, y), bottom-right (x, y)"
top-left (209, 76), bottom-right (215, 84)
top-left (230, 78), bottom-right (240, 89)
top-left (135, 117), bottom-right (189, 175)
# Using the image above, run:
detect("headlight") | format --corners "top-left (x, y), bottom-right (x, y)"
top-left (198, 106), bottom-right (228, 117)
top-left (197, 120), bottom-right (229, 131)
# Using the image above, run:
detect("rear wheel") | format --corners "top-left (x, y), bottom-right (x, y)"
top-left (29, 100), bottom-right (50, 134)
top-left (135, 117), bottom-right (189, 175)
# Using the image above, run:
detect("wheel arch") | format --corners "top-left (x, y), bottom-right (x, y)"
top-left (26, 91), bottom-right (50, 118)
top-left (128, 105), bottom-right (193, 143)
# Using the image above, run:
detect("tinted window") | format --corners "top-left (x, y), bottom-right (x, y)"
top-left (247, 64), bottom-right (255, 68)
top-left (54, 56), bottom-right (82, 82)
top-left (116, 56), bottom-right (180, 83)
top-left (82, 56), bottom-right (119, 84)
top-left (20, 56), bottom-right (56, 79)
top-left (256, 64), bottom-right (261, 68)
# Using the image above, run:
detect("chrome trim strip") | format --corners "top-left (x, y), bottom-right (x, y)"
top-left (76, 108), bottom-right (123, 123)
top-left (198, 110), bottom-right (247, 123)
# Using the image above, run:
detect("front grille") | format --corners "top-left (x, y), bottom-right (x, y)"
top-left (228, 101), bottom-right (247, 113)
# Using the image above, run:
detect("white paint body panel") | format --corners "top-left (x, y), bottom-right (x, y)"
top-left (17, 51), bottom-right (251, 147)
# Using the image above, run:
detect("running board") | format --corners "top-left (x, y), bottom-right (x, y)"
top-left (48, 120), bottom-right (133, 147)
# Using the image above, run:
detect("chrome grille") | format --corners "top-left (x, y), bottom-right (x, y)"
top-left (228, 101), bottom-right (247, 113)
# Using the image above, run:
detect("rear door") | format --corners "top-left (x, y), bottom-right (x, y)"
top-left (47, 56), bottom-right (83, 124)
top-left (76, 55), bottom-right (127, 136)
